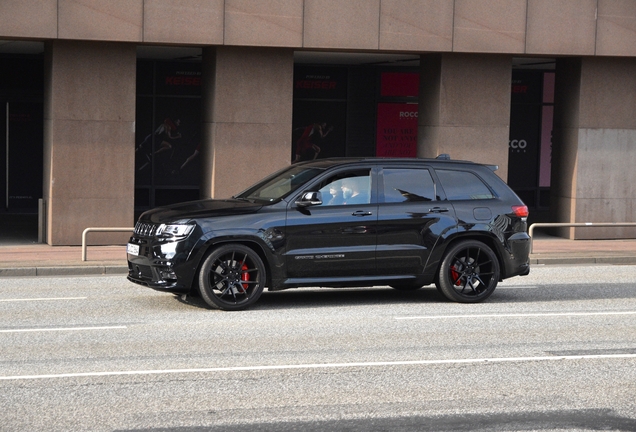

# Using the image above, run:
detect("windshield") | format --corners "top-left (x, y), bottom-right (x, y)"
top-left (234, 165), bottom-right (324, 203)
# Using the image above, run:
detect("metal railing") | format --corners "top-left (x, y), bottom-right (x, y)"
top-left (81, 227), bottom-right (134, 261)
top-left (79, 223), bottom-right (636, 259)
top-left (529, 222), bottom-right (636, 253)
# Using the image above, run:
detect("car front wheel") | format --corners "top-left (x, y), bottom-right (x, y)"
top-left (436, 240), bottom-right (500, 303)
top-left (198, 244), bottom-right (266, 311)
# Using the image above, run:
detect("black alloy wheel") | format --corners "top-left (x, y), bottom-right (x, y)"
top-left (436, 240), bottom-right (500, 303)
top-left (198, 244), bottom-right (266, 311)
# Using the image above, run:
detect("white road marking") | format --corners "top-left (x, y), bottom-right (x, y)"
top-left (496, 285), bottom-right (540, 289)
top-left (0, 297), bottom-right (87, 302)
top-left (2, 354), bottom-right (636, 381)
top-left (396, 311), bottom-right (636, 320)
top-left (0, 326), bottom-right (127, 333)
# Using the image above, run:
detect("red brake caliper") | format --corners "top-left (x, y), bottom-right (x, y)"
top-left (241, 264), bottom-right (249, 289)
top-left (450, 265), bottom-right (462, 286)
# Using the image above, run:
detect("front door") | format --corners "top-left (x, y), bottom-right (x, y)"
top-left (284, 168), bottom-right (378, 281)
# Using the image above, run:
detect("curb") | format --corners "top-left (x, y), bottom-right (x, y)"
top-left (530, 256), bottom-right (636, 266)
top-left (0, 265), bottom-right (128, 277)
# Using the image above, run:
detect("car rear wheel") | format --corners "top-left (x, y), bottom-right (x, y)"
top-left (436, 240), bottom-right (500, 303)
top-left (198, 244), bottom-right (266, 311)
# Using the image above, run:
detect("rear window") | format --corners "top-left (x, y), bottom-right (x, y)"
top-left (436, 169), bottom-right (495, 200)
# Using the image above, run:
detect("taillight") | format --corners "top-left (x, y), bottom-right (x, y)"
top-left (512, 205), bottom-right (529, 218)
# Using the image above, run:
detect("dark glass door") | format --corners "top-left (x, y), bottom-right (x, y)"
top-left (0, 100), bottom-right (43, 211)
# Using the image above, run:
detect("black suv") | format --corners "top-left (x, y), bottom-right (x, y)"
top-left (127, 156), bottom-right (530, 310)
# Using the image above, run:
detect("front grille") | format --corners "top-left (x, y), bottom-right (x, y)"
top-left (134, 222), bottom-right (159, 237)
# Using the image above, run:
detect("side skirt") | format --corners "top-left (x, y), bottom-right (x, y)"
top-left (277, 275), bottom-right (425, 290)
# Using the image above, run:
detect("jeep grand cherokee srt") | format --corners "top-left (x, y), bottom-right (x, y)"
top-left (127, 156), bottom-right (530, 310)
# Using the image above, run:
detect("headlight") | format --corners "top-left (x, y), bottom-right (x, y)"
top-left (156, 223), bottom-right (195, 238)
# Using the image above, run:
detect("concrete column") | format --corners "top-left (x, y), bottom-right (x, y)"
top-left (44, 41), bottom-right (135, 245)
top-left (552, 57), bottom-right (636, 239)
top-left (201, 47), bottom-right (293, 199)
top-left (418, 53), bottom-right (512, 181)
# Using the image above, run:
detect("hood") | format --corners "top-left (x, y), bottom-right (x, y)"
top-left (140, 199), bottom-right (263, 224)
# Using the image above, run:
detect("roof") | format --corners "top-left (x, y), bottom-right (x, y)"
top-left (294, 156), bottom-right (493, 170)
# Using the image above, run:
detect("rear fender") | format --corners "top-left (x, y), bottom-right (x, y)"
top-left (425, 231), bottom-right (507, 282)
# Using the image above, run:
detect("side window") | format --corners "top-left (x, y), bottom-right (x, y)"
top-left (317, 169), bottom-right (371, 206)
top-left (382, 168), bottom-right (437, 203)
top-left (436, 169), bottom-right (495, 200)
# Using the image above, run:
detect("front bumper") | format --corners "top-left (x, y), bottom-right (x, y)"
top-left (127, 238), bottom-right (195, 294)
top-left (127, 260), bottom-right (188, 293)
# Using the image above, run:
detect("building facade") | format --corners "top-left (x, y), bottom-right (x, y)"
top-left (1, 0), bottom-right (635, 245)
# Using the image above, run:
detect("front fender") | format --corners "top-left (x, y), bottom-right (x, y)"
top-left (188, 228), bottom-right (285, 289)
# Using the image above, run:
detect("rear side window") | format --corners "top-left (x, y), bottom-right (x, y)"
top-left (382, 168), bottom-right (437, 203)
top-left (436, 169), bottom-right (495, 200)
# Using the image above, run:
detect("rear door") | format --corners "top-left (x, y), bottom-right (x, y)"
top-left (284, 167), bottom-right (378, 280)
top-left (375, 166), bottom-right (457, 276)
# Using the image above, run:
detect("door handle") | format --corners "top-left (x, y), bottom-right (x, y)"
top-left (428, 207), bottom-right (449, 213)
top-left (352, 210), bottom-right (373, 217)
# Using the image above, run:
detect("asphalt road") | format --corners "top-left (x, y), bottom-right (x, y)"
top-left (1, 265), bottom-right (636, 431)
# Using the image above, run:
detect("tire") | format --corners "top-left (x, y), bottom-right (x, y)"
top-left (198, 244), bottom-right (266, 311)
top-left (435, 240), bottom-right (500, 303)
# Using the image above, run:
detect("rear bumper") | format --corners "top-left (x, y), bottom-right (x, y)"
top-left (504, 232), bottom-right (531, 278)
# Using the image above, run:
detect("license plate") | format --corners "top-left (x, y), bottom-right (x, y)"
top-left (127, 243), bottom-right (140, 256)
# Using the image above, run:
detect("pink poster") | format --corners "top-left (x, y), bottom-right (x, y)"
top-left (539, 72), bottom-right (555, 187)
top-left (376, 103), bottom-right (418, 158)
top-left (539, 105), bottom-right (553, 187)
top-left (380, 72), bottom-right (420, 97)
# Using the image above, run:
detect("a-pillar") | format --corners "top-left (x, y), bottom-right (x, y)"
top-left (418, 53), bottom-right (512, 181)
top-left (201, 47), bottom-right (293, 199)
top-left (44, 41), bottom-right (135, 245)
top-left (552, 57), bottom-right (636, 239)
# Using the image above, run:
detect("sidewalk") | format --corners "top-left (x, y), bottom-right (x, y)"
top-left (0, 244), bottom-right (127, 277)
top-left (529, 235), bottom-right (636, 265)
top-left (1, 234), bottom-right (636, 278)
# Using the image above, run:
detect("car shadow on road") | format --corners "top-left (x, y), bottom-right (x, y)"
top-left (176, 283), bottom-right (636, 311)
top-left (176, 286), bottom-right (447, 311)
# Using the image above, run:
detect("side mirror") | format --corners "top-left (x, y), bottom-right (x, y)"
top-left (295, 191), bottom-right (322, 207)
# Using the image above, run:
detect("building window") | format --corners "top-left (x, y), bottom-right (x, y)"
top-left (134, 60), bottom-right (202, 216)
